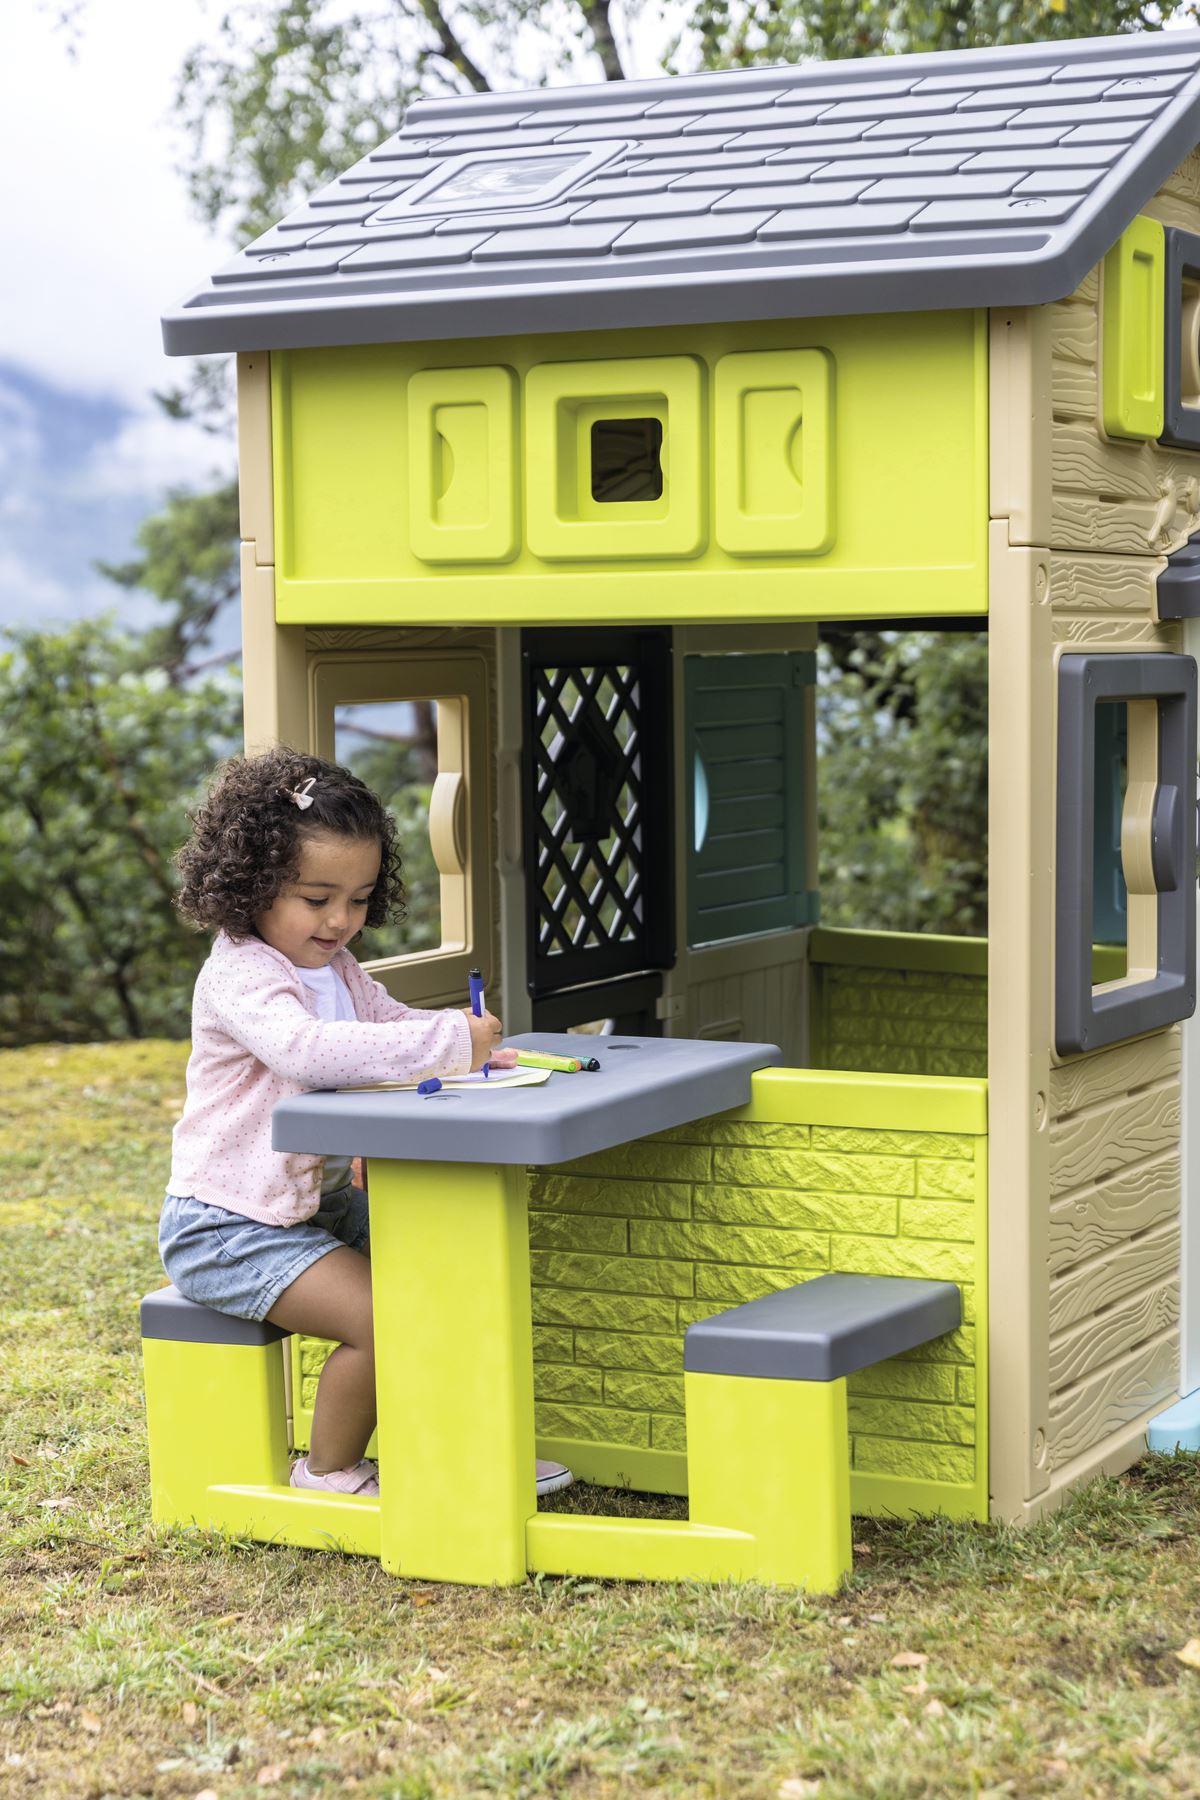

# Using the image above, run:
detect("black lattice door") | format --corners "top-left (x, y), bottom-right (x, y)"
top-left (521, 629), bottom-right (674, 1011)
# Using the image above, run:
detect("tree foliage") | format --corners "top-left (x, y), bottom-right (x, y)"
top-left (680, 0), bottom-right (1191, 71)
top-left (96, 481), bottom-right (241, 686)
top-left (0, 622), bottom-right (239, 1045)
top-left (817, 631), bottom-right (988, 936)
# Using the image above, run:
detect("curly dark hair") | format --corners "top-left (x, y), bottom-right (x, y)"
top-left (175, 747), bottom-right (406, 939)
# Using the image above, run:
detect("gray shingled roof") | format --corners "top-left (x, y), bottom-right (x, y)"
top-left (162, 31), bottom-right (1200, 355)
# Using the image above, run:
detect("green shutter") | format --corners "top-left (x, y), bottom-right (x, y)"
top-left (685, 651), bottom-right (818, 948)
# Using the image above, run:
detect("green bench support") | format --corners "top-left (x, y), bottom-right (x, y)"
top-left (681, 1273), bottom-right (963, 1589)
top-left (141, 1273), bottom-right (962, 1591)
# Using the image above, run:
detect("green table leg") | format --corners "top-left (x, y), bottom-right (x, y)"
top-left (368, 1157), bottom-right (536, 1584)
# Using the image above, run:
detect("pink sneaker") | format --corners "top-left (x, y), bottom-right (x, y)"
top-left (290, 1456), bottom-right (379, 1496)
top-left (536, 1459), bottom-right (573, 1497)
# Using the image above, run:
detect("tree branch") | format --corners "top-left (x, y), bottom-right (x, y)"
top-left (577, 0), bottom-right (627, 79)
top-left (416, 0), bottom-right (492, 92)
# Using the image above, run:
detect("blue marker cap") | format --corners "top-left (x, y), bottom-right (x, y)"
top-left (468, 966), bottom-right (485, 1018)
top-left (417, 1077), bottom-right (442, 1096)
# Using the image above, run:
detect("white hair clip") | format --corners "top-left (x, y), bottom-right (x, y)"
top-left (286, 776), bottom-right (317, 811)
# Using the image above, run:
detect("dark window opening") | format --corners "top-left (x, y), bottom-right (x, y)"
top-left (590, 417), bottom-right (663, 503)
top-left (1092, 699), bottom-right (1128, 984)
top-left (1182, 276), bottom-right (1200, 410)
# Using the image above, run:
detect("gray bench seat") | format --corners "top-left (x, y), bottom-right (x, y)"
top-left (140, 1285), bottom-right (290, 1347)
top-left (684, 1273), bottom-right (961, 1382)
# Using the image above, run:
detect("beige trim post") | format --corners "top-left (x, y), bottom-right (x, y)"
top-left (988, 298), bottom-right (1056, 1521)
top-left (989, 306), bottom-right (1052, 547)
top-left (236, 352), bottom-right (308, 753)
top-left (494, 628), bottom-right (532, 1035)
top-left (237, 352), bottom-right (274, 565)
top-left (240, 547), bottom-right (309, 753)
top-left (987, 526), bottom-right (1055, 1520)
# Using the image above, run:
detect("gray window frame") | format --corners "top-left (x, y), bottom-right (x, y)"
top-left (1055, 652), bottom-right (1197, 1057)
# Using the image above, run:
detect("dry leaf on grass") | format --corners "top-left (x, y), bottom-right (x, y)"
top-left (852, 1541), bottom-right (872, 1554)
top-left (39, 1497), bottom-right (73, 1510)
top-left (411, 1591), bottom-right (436, 1607)
top-left (194, 1791), bottom-right (219, 1800)
top-left (1044, 1760), bottom-right (1071, 1777)
top-left (923, 1698), bottom-right (946, 1718)
top-left (1174, 1638), bottom-right (1200, 1669)
top-left (901, 1679), bottom-right (928, 1697)
top-left (256, 1765), bottom-right (286, 1787)
top-left (181, 1702), bottom-right (199, 1728)
top-left (78, 1712), bottom-right (102, 1733)
top-left (10, 1456), bottom-right (29, 1467)
top-left (778, 1781), bottom-right (822, 1798)
top-left (890, 1650), bottom-right (929, 1669)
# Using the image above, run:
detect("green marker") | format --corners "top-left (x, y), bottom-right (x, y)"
top-left (513, 1049), bottom-right (583, 1074)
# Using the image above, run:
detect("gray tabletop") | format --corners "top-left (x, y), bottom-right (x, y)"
top-left (272, 1032), bottom-right (780, 1166)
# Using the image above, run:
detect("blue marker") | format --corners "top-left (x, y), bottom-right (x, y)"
top-left (468, 966), bottom-right (485, 1017)
top-left (417, 1077), bottom-right (442, 1096)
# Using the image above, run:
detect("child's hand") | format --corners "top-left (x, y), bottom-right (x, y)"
top-left (465, 1007), bottom-right (506, 1070)
top-left (489, 1045), bottom-right (519, 1071)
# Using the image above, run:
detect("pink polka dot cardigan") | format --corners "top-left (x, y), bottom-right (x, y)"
top-left (167, 931), bottom-right (472, 1226)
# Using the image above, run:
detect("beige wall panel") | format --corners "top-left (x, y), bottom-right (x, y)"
top-left (1049, 1082), bottom-right (1179, 1198)
top-left (1049, 554), bottom-right (1162, 616)
top-left (1143, 193), bottom-right (1200, 232)
top-left (1046, 1330), bottom-right (1178, 1472)
top-left (1048, 1280), bottom-right (1179, 1390)
top-left (1054, 423), bottom-right (1200, 510)
top-left (1048, 1152), bottom-right (1180, 1276)
top-left (1050, 1218), bottom-right (1179, 1333)
top-left (1049, 301), bottom-right (1097, 422)
top-left (1051, 495), bottom-right (1189, 556)
top-left (1049, 1029), bottom-right (1179, 1113)
top-left (1155, 144), bottom-right (1200, 205)
top-left (1047, 157), bottom-right (1200, 562)
top-left (684, 946), bottom-right (805, 1060)
top-left (987, 528), bottom-right (1054, 1517)
top-left (236, 352), bottom-right (274, 566)
top-left (1072, 267), bottom-right (1100, 306)
top-left (1030, 1410), bottom-right (1165, 1518)
top-left (1052, 358), bottom-right (1097, 420)
top-left (1052, 618), bottom-right (1180, 649)
top-left (1048, 301), bottom-right (1097, 371)
top-left (240, 546), bottom-right (308, 752)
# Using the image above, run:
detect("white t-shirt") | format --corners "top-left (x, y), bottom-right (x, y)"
top-left (294, 962), bottom-right (356, 1196)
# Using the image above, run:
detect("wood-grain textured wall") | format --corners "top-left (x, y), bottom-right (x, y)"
top-left (1038, 151), bottom-right (1197, 1494)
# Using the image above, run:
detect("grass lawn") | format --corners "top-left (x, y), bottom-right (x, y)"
top-left (4, 1041), bottom-right (1200, 1799)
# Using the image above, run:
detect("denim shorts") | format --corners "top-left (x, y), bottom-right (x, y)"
top-left (159, 1185), bottom-right (370, 1323)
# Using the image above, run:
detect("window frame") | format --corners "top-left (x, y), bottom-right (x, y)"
top-left (1055, 651), bottom-right (1197, 1057)
top-left (310, 649), bottom-right (491, 1009)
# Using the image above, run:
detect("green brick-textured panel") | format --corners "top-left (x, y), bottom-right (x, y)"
top-left (528, 1088), bottom-right (987, 1517)
top-left (814, 961), bottom-right (987, 1078)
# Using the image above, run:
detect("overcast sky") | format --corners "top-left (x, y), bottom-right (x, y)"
top-left (2, 2), bottom-right (232, 440)
top-left (0, 0), bottom-right (682, 638)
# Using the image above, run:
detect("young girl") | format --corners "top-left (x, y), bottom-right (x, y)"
top-left (160, 746), bottom-right (572, 1499)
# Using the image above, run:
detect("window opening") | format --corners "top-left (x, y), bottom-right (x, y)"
top-left (1182, 277), bottom-right (1200, 410)
top-left (333, 699), bottom-right (441, 957)
top-left (1092, 700), bottom-right (1128, 986)
top-left (590, 417), bottom-right (663, 503)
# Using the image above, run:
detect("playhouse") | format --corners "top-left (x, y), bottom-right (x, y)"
top-left (148, 28), bottom-right (1200, 1578)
